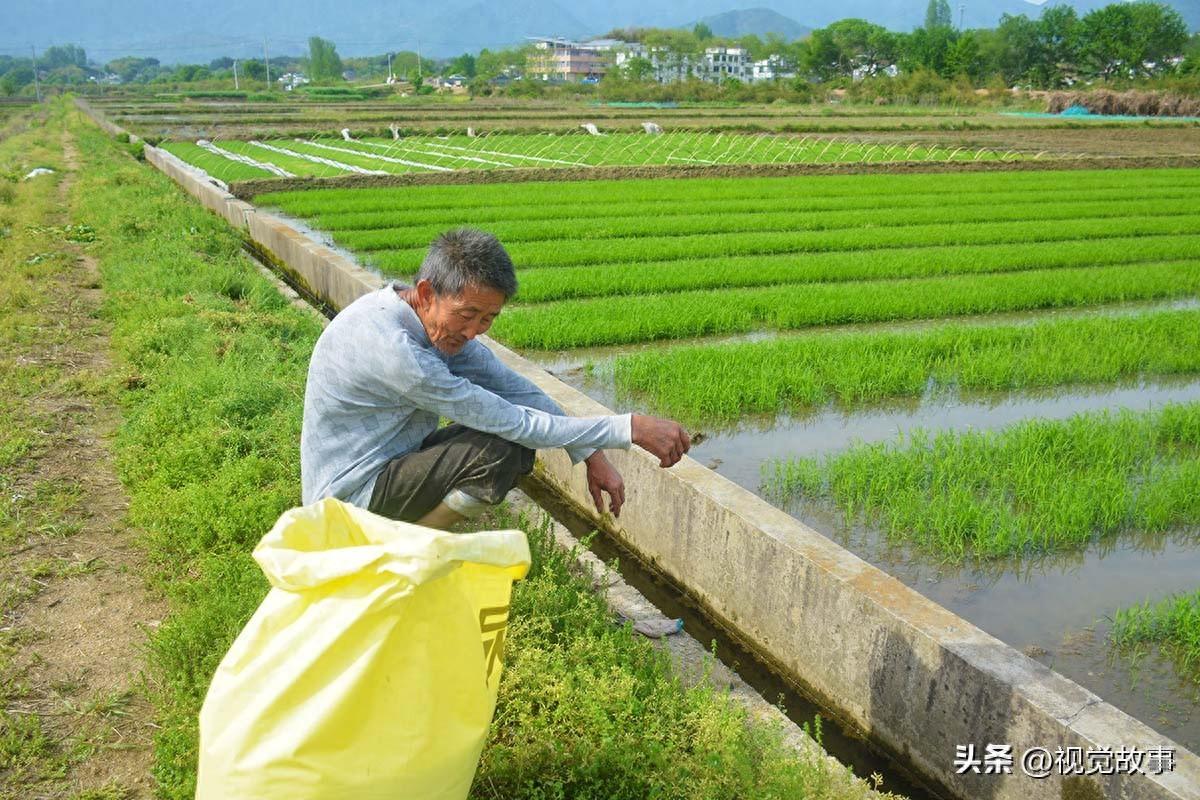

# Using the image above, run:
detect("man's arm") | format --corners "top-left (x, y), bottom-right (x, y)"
top-left (448, 341), bottom-right (692, 516)
top-left (450, 340), bottom-right (597, 462)
top-left (404, 344), bottom-right (632, 455)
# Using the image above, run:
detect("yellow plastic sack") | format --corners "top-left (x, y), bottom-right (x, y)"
top-left (196, 498), bottom-right (530, 800)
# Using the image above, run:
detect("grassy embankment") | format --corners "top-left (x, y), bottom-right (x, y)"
top-left (69, 107), bottom-right (887, 799)
top-left (765, 403), bottom-right (1200, 560)
top-left (0, 102), bottom-right (83, 798)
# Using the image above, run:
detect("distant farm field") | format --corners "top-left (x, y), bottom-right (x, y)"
top-left (159, 131), bottom-right (1021, 182)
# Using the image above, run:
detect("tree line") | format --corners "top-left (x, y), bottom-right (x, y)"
top-left (602, 1), bottom-right (1197, 88)
top-left (2, 1), bottom-right (1195, 98)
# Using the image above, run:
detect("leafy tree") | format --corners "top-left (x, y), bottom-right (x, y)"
top-left (47, 65), bottom-right (88, 85)
top-left (925, 0), bottom-right (953, 31)
top-left (475, 46), bottom-right (527, 81)
top-left (307, 36), bottom-right (344, 82)
top-left (170, 64), bottom-right (210, 82)
top-left (621, 56), bottom-right (655, 81)
top-left (241, 59), bottom-right (267, 81)
top-left (945, 30), bottom-right (983, 78)
top-left (1078, 1), bottom-right (1188, 79)
top-left (1034, 5), bottom-right (1080, 86)
top-left (104, 56), bottom-right (160, 83)
top-left (0, 67), bottom-right (33, 96)
top-left (900, 25), bottom-right (957, 77)
top-left (40, 45), bottom-right (86, 70)
top-left (693, 22), bottom-right (714, 42)
top-left (446, 52), bottom-right (477, 77)
top-left (834, 19), bottom-right (897, 76)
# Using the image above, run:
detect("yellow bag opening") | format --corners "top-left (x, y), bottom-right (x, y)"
top-left (197, 498), bottom-right (530, 800)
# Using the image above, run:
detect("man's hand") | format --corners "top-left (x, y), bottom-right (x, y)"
top-left (585, 451), bottom-right (625, 517)
top-left (631, 414), bottom-right (691, 468)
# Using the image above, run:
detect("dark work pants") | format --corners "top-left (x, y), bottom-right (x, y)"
top-left (367, 424), bottom-right (535, 523)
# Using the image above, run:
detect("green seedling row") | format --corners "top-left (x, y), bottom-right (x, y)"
top-left (374, 213), bottom-right (1200, 273)
top-left (332, 198), bottom-right (1200, 253)
top-left (279, 139), bottom-right (422, 174)
top-left (490, 261), bottom-right (1200, 349)
top-left (512, 236), bottom-right (1200, 302)
top-left (1112, 589), bottom-right (1200, 684)
top-left (159, 141), bottom-right (276, 182)
top-left (217, 140), bottom-right (345, 177)
top-left (764, 402), bottom-right (1200, 559)
top-left (256, 168), bottom-right (1200, 216)
top-left (298, 186), bottom-right (1200, 232)
top-left (614, 309), bottom-right (1200, 426)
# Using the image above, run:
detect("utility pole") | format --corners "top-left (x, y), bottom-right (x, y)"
top-left (30, 45), bottom-right (41, 102)
top-left (416, 40), bottom-right (422, 81)
top-left (233, 59), bottom-right (240, 90)
top-left (264, 38), bottom-right (270, 90)
top-left (387, 52), bottom-right (392, 82)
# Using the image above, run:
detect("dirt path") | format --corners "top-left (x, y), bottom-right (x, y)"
top-left (0, 130), bottom-right (166, 799)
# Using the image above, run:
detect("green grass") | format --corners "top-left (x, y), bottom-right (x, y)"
top-left (70, 103), bottom-right (889, 800)
top-left (613, 309), bottom-right (1200, 427)
top-left (765, 403), bottom-right (1200, 560)
top-left (1112, 589), bottom-right (1200, 684)
top-left (490, 261), bottom-right (1200, 349)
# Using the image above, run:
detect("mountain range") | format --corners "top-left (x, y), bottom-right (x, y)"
top-left (2, 0), bottom-right (1196, 63)
top-left (693, 8), bottom-right (812, 39)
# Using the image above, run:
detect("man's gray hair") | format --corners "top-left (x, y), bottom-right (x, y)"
top-left (416, 228), bottom-right (518, 299)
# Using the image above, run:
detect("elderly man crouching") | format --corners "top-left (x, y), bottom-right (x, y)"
top-left (300, 227), bottom-right (690, 529)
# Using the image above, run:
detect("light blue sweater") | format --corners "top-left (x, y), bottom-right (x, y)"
top-left (301, 284), bottom-right (632, 507)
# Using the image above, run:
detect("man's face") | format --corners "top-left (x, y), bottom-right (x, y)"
top-left (417, 280), bottom-right (506, 356)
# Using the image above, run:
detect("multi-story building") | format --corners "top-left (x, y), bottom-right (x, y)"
top-left (750, 55), bottom-right (797, 83)
top-left (526, 37), bottom-right (622, 81)
top-left (613, 43), bottom-right (693, 83)
top-left (699, 46), bottom-right (750, 83)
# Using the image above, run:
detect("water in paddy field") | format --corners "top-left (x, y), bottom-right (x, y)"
top-left (548, 363), bottom-right (1200, 753)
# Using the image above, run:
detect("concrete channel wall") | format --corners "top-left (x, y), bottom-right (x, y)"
top-left (93, 105), bottom-right (1199, 799)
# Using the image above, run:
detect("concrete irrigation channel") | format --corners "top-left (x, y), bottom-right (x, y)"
top-left (78, 99), bottom-right (1200, 800)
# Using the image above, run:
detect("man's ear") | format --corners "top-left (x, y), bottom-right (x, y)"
top-left (414, 279), bottom-right (435, 308)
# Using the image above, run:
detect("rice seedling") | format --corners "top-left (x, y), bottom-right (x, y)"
top-left (613, 309), bottom-right (1200, 426)
top-left (159, 142), bottom-right (275, 182)
top-left (370, 213), bottom-right (1200, 272)
top-left (764, 402), bottom-right (1200, 559)
top-left (1111, 589), bottom-right (1200, 684)
top-left (490, 261), bottom-right (1200, 349)
top-left (327, 197), bottom-right (1200, 253)
top-left (293, 185), bottom-right (1200, 233)
top-left (511, 236), bottom-right (1200, 302)
top-left (257, 168), bottom-right (1200, 218)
